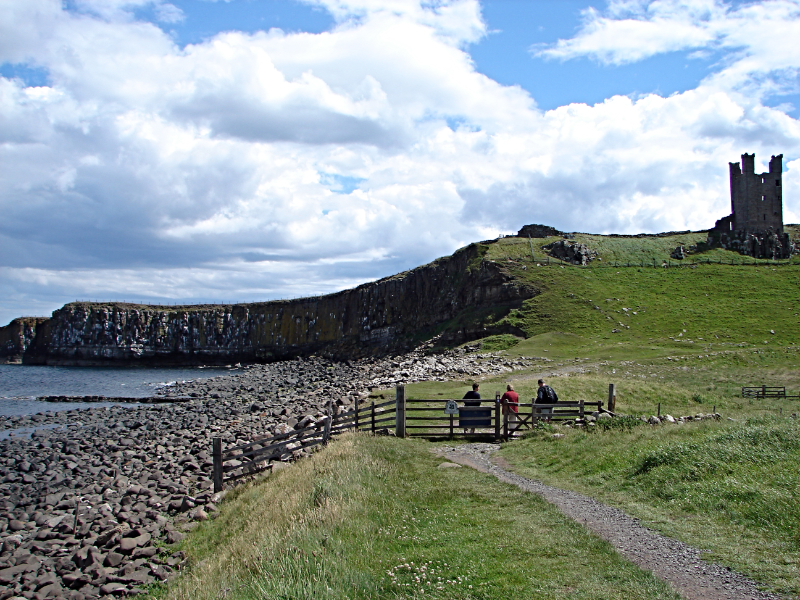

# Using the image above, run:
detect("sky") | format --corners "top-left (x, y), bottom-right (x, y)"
top-left (2, 0), bottom-right (800, 325)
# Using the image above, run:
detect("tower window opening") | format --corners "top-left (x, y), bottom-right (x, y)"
top-left (777, 180), bottom-right (780, 186)
top-left (761, 195), bottom-right (765, 201)
top-left (764, 214), bottom-right (767, 221)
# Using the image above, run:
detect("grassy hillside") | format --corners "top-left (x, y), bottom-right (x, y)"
top-left (436, 232), bottom-right (800, 416)
top-left (156, 230), bottom-right (800, 599)
top-left (391, 231), bottom-right (800, 598)
top-left (158, 434), bottom-right (680, 600)
top-left (485, 234), bottom-right (800, 348)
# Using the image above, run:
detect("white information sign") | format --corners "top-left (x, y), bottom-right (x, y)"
top-left (444, 400), bottom-right (459, 415)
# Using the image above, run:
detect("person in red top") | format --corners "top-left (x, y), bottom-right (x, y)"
top-left (500, 384), bottom-right (519, 412)
top-left (500, 384), bottom-right (519, 434)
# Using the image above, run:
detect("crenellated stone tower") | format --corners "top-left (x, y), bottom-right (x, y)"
top-left (709, 153), bottom-right (793, 258)
top-left (730, 153), bottom-right (783, 235)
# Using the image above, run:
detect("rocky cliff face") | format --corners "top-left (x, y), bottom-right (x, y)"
top-left (3, 242), bottom-right (534, 366)
top-left (0, 317), bottom-right (49, 364)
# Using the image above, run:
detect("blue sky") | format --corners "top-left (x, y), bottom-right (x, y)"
top-left (2, 0), bottom-right (800, 324)
top-left (127, 0), bottom-right (732, 109)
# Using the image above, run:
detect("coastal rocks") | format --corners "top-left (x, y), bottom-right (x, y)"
top-left (542, 240), bottom-right (597, 265)
top-left (0, 342), bottom-right (548, 599)
top-left (0, 317), bottom-right (48, 364)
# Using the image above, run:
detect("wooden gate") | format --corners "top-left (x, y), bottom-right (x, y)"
top-left (395, 386), bottom-right (501, 439)
top-left (501, 399), bottom-right (602, 438)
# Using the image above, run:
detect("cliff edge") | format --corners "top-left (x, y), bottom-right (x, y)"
top-left (1, 242), bottom-right (534, 366)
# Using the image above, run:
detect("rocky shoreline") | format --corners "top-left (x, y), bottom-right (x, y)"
top-left (0, 344), bottom-right (539, 599)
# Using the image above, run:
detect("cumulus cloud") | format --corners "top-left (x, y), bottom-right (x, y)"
top-left (1, 0), bottom-right (800, 324)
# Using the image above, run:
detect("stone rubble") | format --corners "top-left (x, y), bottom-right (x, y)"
top-left (541, 239), bottom-right (598, 265)
top-left (0, 343), bottom-right (541, 599)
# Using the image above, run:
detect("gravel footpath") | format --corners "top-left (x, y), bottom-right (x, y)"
top-left (437, 443), bottom-right (781, 600)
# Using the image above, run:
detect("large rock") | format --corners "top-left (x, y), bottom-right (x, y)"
top-left (542, 240), bottom-right (598, 265)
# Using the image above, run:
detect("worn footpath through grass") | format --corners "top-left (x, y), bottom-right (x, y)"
top-left (497, 416), bottom-right (800, 598)
top-left (156, 433), bottom-right (681, 600)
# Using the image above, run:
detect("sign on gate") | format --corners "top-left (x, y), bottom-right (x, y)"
top-left (444, 400), bottom-right (459, 415)
top-left (459, 406), bottom-right (492, 428)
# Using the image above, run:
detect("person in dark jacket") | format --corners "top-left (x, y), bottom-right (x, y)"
top-left (535, 379), bottom-right (557, 420)
top-left (463, 383), bottom-right (481, 406)
top-left (462, 383), bottom-right (481, 433)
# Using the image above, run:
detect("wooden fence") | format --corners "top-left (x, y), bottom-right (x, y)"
top-left (395, 386), bottom-right (604, 440)
top-left (741, 386), bottom-right (799, 399)
top-left (212, 397), bottom-right (397, 492)
top-left (211, 387), bottom-right (613, 491)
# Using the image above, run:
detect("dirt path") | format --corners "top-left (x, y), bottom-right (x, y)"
top-left (435, 443), bottom-right (781, 600)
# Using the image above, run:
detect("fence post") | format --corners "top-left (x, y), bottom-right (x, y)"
top-left (494, 401), bottom-right (501, 441)
top-left (323, 415), bottom-right (332, 445)
top-left (213, 438), bottom-right (223, 493)
top-left (371, 401), bottom-right (376, 433)
top-left (579, 399), bottom-right (584, 419)
top-left (355, 397), bottom-right (360, 430)
top-left (762, 384), bottom-right (766, 399)
top-left (395, 385), bottom-right (406, 438)
top-left (608, 384), bottom-right (616, 413)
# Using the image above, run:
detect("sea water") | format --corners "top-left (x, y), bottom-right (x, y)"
top-left (0, 364), bottom-right (240, 417)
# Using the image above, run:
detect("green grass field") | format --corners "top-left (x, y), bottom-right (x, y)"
top-left (156, 434), bottom-right (681, 600)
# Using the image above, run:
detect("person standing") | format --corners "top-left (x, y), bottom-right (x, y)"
top-left (463, 383), bottom-right (481, 406)
top-left (500, 384), bottom-right (519, 434)
top-left (462, 383), bottom-right (481, 433)
top-left (535, 378), bottom-right (558, 420)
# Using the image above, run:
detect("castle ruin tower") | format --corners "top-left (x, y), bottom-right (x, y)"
top-left (729, 153), bottom-right (783, 236)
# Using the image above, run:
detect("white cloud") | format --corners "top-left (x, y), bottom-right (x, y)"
top-left (1, 0), bottom-right (800, 325)
top-left (535, 0), bottom-right (800, 99)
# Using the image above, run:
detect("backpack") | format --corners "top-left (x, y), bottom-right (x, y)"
top-left (545, 385), bottom-right (558, 403)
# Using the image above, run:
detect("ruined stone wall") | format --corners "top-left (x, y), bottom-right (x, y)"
top-left (517, 224), bottom-right (563, 238)
top-left (7, 242), bottom-right (534, 366)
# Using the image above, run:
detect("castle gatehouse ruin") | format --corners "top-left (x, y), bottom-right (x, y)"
top-left (709, 153), bottom-right (794, 258)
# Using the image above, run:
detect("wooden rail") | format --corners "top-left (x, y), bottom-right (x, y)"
top-left (741, 386), bottom-right (787, 399)
top-left (212, 397), bottom-right (397, 492)
top-left (501, 399), bottom-right (603, 439)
